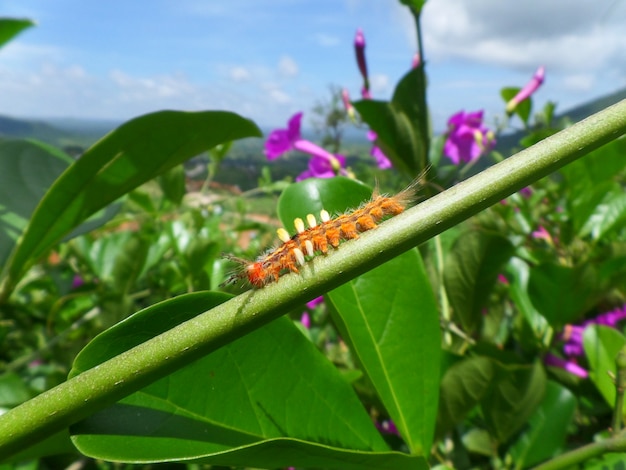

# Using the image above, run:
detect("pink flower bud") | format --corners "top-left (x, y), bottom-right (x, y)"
top-left (506, 66), bottom-right (545, 114)
top-left (354, 29), bottom-right (369, 93)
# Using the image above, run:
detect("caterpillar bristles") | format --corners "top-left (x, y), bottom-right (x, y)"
top-left (221, 176), bottom-right (424, 288)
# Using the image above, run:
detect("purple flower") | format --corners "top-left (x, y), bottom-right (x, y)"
top-left (300, 312), bottom-right (311, 329)
top-left (548, 305), bottom-right (626, 379)
top-left (506, 66), bottom-right (545, 114)
top-left (354, 29), bottom-right (369, 94)
top-left (591, 306), bottom-right (626, 328)
top-left (532, 225), bottom-right (553, 244)
top-left (72, 274), bottom-right (84, 289)
top-left (296, 154), bottom-right (347, 181)
top-left (443, 110), bottom-right (495, 165)
top-left (306, 296), bottom-right (324, 310)
top-left (412, 52), bottom-right (421, 69)
top-left (560, 324), bottom-right (585, 357)
top-left (366, 130), bottom-right (392, 169)
top-left (375, 419), bottom-right (400, 436)
top-left (265, 112), bottom-right (347, 181)
top-left (544, 353), bottom-right (588, 379)
top-left (519, 187), bottom-right (533, 198)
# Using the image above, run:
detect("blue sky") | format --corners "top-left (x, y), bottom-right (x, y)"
top-left (0, 0), bottom-right (625, 133)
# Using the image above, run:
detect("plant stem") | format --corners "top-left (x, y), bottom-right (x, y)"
top-left (532, 429), bottom-right (626, 470)
top-left (0, 99), bottom-right (625, 460)
top-left (613, 346), bottom-right (626, 434)
top-left (409, 7), bottom-right (430, 174)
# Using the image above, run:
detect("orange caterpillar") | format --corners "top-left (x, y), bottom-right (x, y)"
top-left (222, 182), bottom-right (418, 288)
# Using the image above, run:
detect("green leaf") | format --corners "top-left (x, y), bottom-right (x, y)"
top-left (561, 138), bottom-right (626, 233)
top-left (1, 430), bottom-right (75, 463)
top-left (501, 87), bottom-right (532, 125)
top-left (398, 0), bottom-right (427, 12)
top-left (578, 191), bottom-right (626, 240)
top-left (436, 356), bottom-right (495, 438)
top-left (584, 324), bottom-right (626, 408)
top-left (481, 360), bottom-right (546, 443)
top-left (327, 250), bottom-right (440, 455)
top-left (277, 177), bottom-right (372, 227)
top-left (0, 140), bottom-right (72, 268)
top-left (1, 110), bottom-right (261, 293)
top-left (508, 380), bottom-right (577, 468)
top-left (278, 177), bottom-right (440, 455)
top-left (109, 233), bottom-right (150, 295)
top-left (561, 137), bottom-right (626, 189)
top-left (462, 429), bottom-right (495, 457)
top-left (506, 257), bottom-right (549, 337)
top-left (157, 164), bottom-right (186, 206)
top-left (353, 67), bottom-right (428, 178)
top-left (0, 18), bottom-right (35, 49)
top-left (444, 231), bottom-right (514, 333)
top-left (0, 373), bottom-right (33, 407)
top-left (69, 292), bottom-right (426, 468)
top-left (528, 263), bottom-right (599, 326)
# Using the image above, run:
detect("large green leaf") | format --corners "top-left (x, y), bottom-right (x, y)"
top-left (70, 292), bottom-right (428, 468)
top-left (436, 356), bottom-right (495, 438)
top-left (584, 324), bottom-right (626, 408)
top-left (327, 250), bottom-right (440, 455)
top-left (578, 191), bottom-right (626, 240)
top-left (561, 138), bottom-right (626, 233)
top-left (278, 177), bottom-right (440, 455)
top-left (438, 357), bottom-right (548, 446)
top-left (508, 380), bottom-right (577, 468)
top-left (353, 67), bottom-right (428, 178)
top-left (0, 18), bottom-right (34, 49)
top-left (444, 231), bottom-right (514, 333)
top-left (277, 176), bottom-right (372, 228)
top-left (1, 110), bottom-right (261, 292)
top-left (481, 361), bottom-right (546, 444)
top-left (528, 263), bottom-right (599, 326)
top-left (0, 140), bottom-right (71, 268)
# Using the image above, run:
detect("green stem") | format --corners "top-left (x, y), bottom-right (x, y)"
top-left (613, 346), bottom-right (626, 434)
top-left (410, 6), bottom-right (430, 174)
top-left (0, 100), bottom-right (625, 460)
top-left (532, 429), bottom-right (626, 470)
top-left (434, 235), bottom-right (452, 345)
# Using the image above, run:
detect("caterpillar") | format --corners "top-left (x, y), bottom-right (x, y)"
top-left (221, 181), bottom-right (420, 288)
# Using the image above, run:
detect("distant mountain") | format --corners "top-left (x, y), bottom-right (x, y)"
top-left (0, 114), bottom-right (120, 154)
top-left (556, 87), bottom-right (626, 123)
top-left (0, 87), bottom-right (623, 156)
top-left (495, 87), bottom-right (626, 155)
top-left (0, 115), bottom-right (72, 144)
top-left (43, 117), bottom-right (119, 137)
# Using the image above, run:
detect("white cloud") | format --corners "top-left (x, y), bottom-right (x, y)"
top-left (260, 82), bottom-right (292, 105)
top-left (563, 74), bottom-right (595, 92)
top-left (278, 55), bottom-right (299, 78)
top-left (313, 33), bottom-right (340, 47)
top-left (108, 69), bottom-right (194, 99)
top-left (421, 0), bottom-right (626, 73)
top-left (229, 66), bottom-right (251, 82)
top-left (370, 74), bottom-right (390, 94)
top-left (268, 89), bottom-right (291, 104)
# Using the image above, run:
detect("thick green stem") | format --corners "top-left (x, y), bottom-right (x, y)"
top-left (0, 100), bottom-right (624, 460)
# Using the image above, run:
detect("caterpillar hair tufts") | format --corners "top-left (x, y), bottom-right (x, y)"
top-left (221, 179), bottom-right (422, 289)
